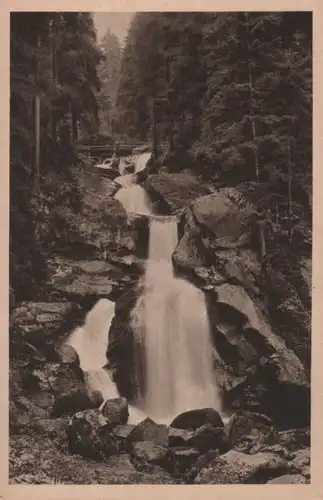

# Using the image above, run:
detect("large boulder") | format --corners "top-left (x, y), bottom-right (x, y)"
top-left (168, 427), bottom-right (195, 447)
top-left (10, 302), bottom-right (80, 351)
top-left (170, 408), bottom-right (224, 430)
top-left (131, 441), bottom-right (169, 471)
top-left (144, 172), bottom-right (210, 212)
top-left (169, 447), bottom-right (200, 474)
top-left (224, 411), bottom-right (275, 452)
top-left (127, 418), bottom-right (169, 447)
top-left (191, 424), bottom-right (227, 453)
top-left (100, 397), bottom-right (129, 427)
top-left (67, 409), bottom-right (118, 459)
top-left (22, 361), bottom-right (94, 416)
top-left (194, 449), bottom-right (293, 484)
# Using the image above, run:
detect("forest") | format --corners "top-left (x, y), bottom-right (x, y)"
top-left (10, 11), bottom-right (312, 304)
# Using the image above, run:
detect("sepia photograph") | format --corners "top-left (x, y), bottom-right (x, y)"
top-left (9, 10), bottom-right (312, 485)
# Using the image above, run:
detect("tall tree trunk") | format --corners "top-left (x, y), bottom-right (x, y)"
top-left (287, 136), bottom-right (293, 243)
top-left (248, 67), bottom-right (259, 181)
top-left (50, 18), bottom-right (57, 143)
top-left (165, 56), bottom-right (173, 153)
top-left (151, 98), bottom-right (157, 159)
top-left (32, 94), bottom-right (41, 193)
top-left (32, 34), bottom-right (41, 194)
top-left (71, 102), bottom-right (78, 145)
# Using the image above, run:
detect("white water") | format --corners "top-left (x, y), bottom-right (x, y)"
top-left (66, 149), bottom-right (221, 426)
top-left (132, 217), bottom-right (221, 422)
top-left (114, 152), bottom-right (153, 215)
top-left (66, 298), bottom-right (148, 424)
top-left (114, 184), bottom-right (153, 215)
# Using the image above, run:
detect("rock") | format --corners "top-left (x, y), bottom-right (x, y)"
top-left (290, 448), bottom-right (310, 478)
top-left (67, 408), bottom-right (118, 459)
top-left (112, 424), bottom-right (136, 451)
top-left (144, 172), bottom-right (210, 212)
top-left (32, 417), bottom-right (69, 443)
top-left (131, 441), bottom-right (169, 470)
top-left (170, 408), bottom-right (224, 430)
top-left (94, 165), bottom-right (120, 180)
top-left (169, 447), bottom-right (200, 474)
top-left (10, 473), bottom-right (53, 484)
top-left (191, 424), bottom-right (227, 452)
top-left (24, 362), bottom-right (94, 416)
top-left (128, 418), bottom-right (169, 447)
top-left (55, 344), bottom-right (80, 367)
top-left (168, 427), bottom-right (195, 447)
top-left (275, 428), bottom-right (310, 451)
top-left (10, 302), bottom-right (79, 348)
top-left (100, 397), bottom-right (129, 427)
top-left (184, 450), bottom-right (220, 483)
top-left (267, 474), bottom-right (307, 484)
top-left (191, 189), bottom-right (257, 249)
top-left (224, 411), bottom-right (274, 451)
top-left (194, 449), bottom-right (292, 484)
top-left (10, 396), bottom-right (49, 433)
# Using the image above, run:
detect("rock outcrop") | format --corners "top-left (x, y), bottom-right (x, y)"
top-left (171, 186), bottom-right (310, 428)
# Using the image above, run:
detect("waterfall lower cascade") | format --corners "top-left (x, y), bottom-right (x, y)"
top-left (132, 217), bottom-right (221, 422)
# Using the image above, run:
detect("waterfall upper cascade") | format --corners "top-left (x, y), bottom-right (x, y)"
top-left (114, 152), bottom-right (152, 215)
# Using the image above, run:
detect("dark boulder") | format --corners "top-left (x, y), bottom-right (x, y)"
top-left (100, 397), bottom-right (129, 427)
top-left (127, 418), bottom-right (169, 447)
top-left (169, 447), bottom-right (200, 474)
top-left (131, 441), bottom-right (169, 471)
top-left (191, 424), bottom-right (227, 453)
top-left (67, 409), bottom-right (118, 459)
top-left (168, 427), bottom-right (195, 447)
top-left (224, 411), bottom-right (275, 452)
top-left (170, 408), bottom-right (224, 431)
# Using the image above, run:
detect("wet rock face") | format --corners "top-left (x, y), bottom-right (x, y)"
top-left (171, 187), bottom-right (310, 428)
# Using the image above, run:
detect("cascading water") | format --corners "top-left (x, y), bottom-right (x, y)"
top-left (114, 152), bottom-right (152, 215)
top-left (66, 150), bottom-right (220, 426)
top-left (66, 298), bottom-right (147, 423)
top-left (66, 299), bottom-right (119, 399)
top-left (131, 217), bottom-right (221, 422)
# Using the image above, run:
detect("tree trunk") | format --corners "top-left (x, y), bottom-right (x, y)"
top-left (164, 56), bottom-right (174, 153)
top-left (32, 94), bottom-right (41, 193)
top-left (71, 102), bottom-right (78, 145)
top-left (151, 98), bottom-right (157, 159)
top-left (248, 68), bottom-right (259, 181)
top-left (287, 136), bottom-right (293, 243)
top-left (50, 19), bottom-right (57, 143)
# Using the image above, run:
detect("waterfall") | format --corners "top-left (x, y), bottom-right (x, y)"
top-left (114, 184), bottom-right (153, 215)
top-left (114, 152), bottom-right (153, 215)
top-left (66, 149), bottom-right (220, 426)
top-left (65, 298), bottom-right (149, 424)
top-left (132, 216), bottom-right (221, 422)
